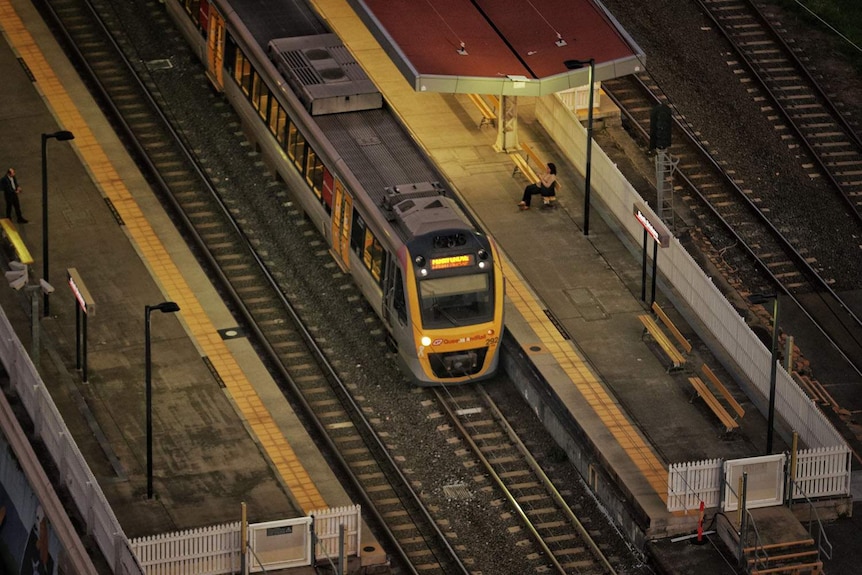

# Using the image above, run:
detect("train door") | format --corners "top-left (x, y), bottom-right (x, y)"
top-left (331, 180), bottom-right (352, 270)
top-left (206, 7), bottom-right (226, 89)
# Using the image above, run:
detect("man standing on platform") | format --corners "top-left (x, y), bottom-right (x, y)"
top-left (1, 168), bottom-right (28, 223)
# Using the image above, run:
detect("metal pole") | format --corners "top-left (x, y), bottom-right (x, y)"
top-left (641, 229), bottom-right (647, 301)
top-left (650, 239), bottom-right (658, 308)
top-left (144, 301), bottom-right (179, 499)
top-left (41, 135), bottom-right (49, 317)
top-left (30, 287), bottom-right (40, 365)
top-left (766, 297), bottom-right (779, 454)
top-left (40, 130), bottom-right (74, 317)
top-left (145, 305), bottom-right (153, 499)
top-left (583, 59), bottom-right (595, 236)
top-left (75, 303), bottom-right (81, 370)
top-left (82, 310), bottom-right (88, 383)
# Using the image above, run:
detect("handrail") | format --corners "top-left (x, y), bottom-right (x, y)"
top-left (789, 484), bottom-right (833, 561)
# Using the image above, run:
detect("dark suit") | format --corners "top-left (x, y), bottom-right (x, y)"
top-left (0, 172), bottom-right (24, 221)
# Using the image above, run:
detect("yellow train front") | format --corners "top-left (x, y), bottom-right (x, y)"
top-left (387, 194), bottom-right (504, 385)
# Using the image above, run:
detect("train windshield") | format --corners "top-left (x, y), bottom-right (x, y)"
top-left (418, 273), bottom-right (493, 328)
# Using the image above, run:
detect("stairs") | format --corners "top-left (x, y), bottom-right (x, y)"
top-left (745, 538), bottom-right (822, 575)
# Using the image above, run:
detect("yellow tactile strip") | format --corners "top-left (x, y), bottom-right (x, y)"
top-left (0, 1), bottom-right (326, 513)
top-left (309, 0), bottom-right (669, 502)
top-left (502, 261), bottom-right (668, 501)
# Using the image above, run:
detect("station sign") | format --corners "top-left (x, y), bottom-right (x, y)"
top-left (67, 268), bottom-right (95, 315)
top-left (633, 202), bottom-right (670, 248)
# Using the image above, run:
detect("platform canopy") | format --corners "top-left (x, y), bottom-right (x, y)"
top-left (347, 0), bottom-right (645, 96)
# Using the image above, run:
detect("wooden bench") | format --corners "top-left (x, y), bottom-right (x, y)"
top-left (688, 376), bottom-right (739, 432)
top-left (638, 314), bottom-right (686, 371)
top-left (509, 151), bottom-right (539, 183)
top-left (651, 302), bottom-right (691, 354)
top-left (467, 93), bottom-right (497, 128)
top-left (0, 218), bottom-right (34, 265)
top-left (510, 142), bottom-right (543, 181)
top-left (520, 141), bottom-right (544, 171)
top-left (701, 364), bottom-right (745, 419)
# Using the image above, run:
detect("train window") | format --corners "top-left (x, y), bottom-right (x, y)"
top-left (418, 274), bottom-right (493, 328)
top-left (363, 229), bottom-right (383, 283)
top-left (252, 76), bottom-right (269, 121)
top-left (394, 270), bottom-right (407, 324)
top-left (287, 122), bottom-right (306, 171)
top-left (269, 101), bottom-right (286, 145)
top-left (183, 0), bottom-right (198, 18)
top-left (233, 50), bottom-right (252, 96)
top-left (321, 167), bottom-right (334, 212)
top-left (305, 148), bottom-right (324, 199)
top-left (351, 209), bottom-right (366, 256)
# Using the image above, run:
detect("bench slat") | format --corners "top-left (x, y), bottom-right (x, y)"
top-left (467, 94), bottom-right (496, 127)
top-left (701, 364), bottom-right (745, 419)
top-left (638, 314), bottom-right (685, 369)
top-left (0, 218), bottom-right (34, 265)
top-left (689, 377), bottom-right (739, 432)
top-left (651, 302), bottom-right (692, 354)
top-left (510, 153), bottom-right (539, 183)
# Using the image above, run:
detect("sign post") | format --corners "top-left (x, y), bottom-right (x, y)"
top-left (633, 202), bottom-right (670, 308)
top-left (67, 268), bottom-right (95, 382)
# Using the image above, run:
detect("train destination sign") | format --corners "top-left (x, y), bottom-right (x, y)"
top-left (431, 254), bottom-right (474, 270)
top-left (633, 202), bottom-right (670, 248)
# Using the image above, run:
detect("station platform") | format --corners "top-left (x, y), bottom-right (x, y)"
top-left (0, 0), bottom-right (371, 563)
top-left (0, 0), bottom-right (856, 574)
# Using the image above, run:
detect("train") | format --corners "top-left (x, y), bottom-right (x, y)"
top-left (165, 0), bottom-right (505, 385)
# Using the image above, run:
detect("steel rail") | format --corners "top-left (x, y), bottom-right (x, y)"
top-left (604, 75), bottom-right (862, 378)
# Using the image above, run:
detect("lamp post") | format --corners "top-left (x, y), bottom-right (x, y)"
top-left (42, 130), bottom-right (75, 317)
top-left (145, 301), bottom-right (180, 499)
top-left (564, 58), bottom-right (595, 236)
top-left (750, 293), bottom-right (779, 454)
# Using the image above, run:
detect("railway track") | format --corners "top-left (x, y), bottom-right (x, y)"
top-left (699, 0), bottom-right (862, 218)
top-left (603, 66), bottom-right (862, 382)
top-left (33, 0), bottom-right (649, 573)
top-left (435, 385), bottom-right (618, 574)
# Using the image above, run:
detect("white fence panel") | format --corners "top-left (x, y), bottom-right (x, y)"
top-left (793, 446), bottom-right (852, 499)
top-left (667, 446), bottom-right (851, 512)
top-left (131, 522), bottom-right (241, 575)
top-left (248, 517), bottom-right (313, 572)
top-left (311, 504), bottom-right (362, 561)
top-left (667, 459), bottom-right (722, 512)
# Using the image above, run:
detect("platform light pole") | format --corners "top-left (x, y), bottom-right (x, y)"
top-left (42, 130), bottom-right (75, 317)
top-left (564, 59), bottom-right (595, 236)
top-left (750, 293), bottom-right (779, 454)
top-left (145, 301), bottom-right (180, 499)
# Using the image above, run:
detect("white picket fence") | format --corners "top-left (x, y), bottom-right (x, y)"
top-left (130, 505), bottom-right (362, 574)
top-left (131, 523), bottom-right (241, 575)
top-left (667, 446), bottom-right (851, 512)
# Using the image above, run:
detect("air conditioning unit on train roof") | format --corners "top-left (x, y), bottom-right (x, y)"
top-left (268, 34), bottom-right (382, 115)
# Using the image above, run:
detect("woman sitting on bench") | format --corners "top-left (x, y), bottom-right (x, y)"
top-left (517, 162), bottom-right (557, 210)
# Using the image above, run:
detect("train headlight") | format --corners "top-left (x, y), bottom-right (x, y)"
top-left (478, 261), bottom-right (486, 269)
top-left (477, 249), bottom-right (488, 260)
top-left (414, 255), bottom-right (426, 267)
top-left (420, 268), bottom-right (428, 276)
top-left (421, 336), bottom-right (432, 347)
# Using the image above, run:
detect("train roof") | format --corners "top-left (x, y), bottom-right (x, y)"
top-left (230, 0), bottom-right (325, 46)
top-left (224, 0), bottom-right (478, 244)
